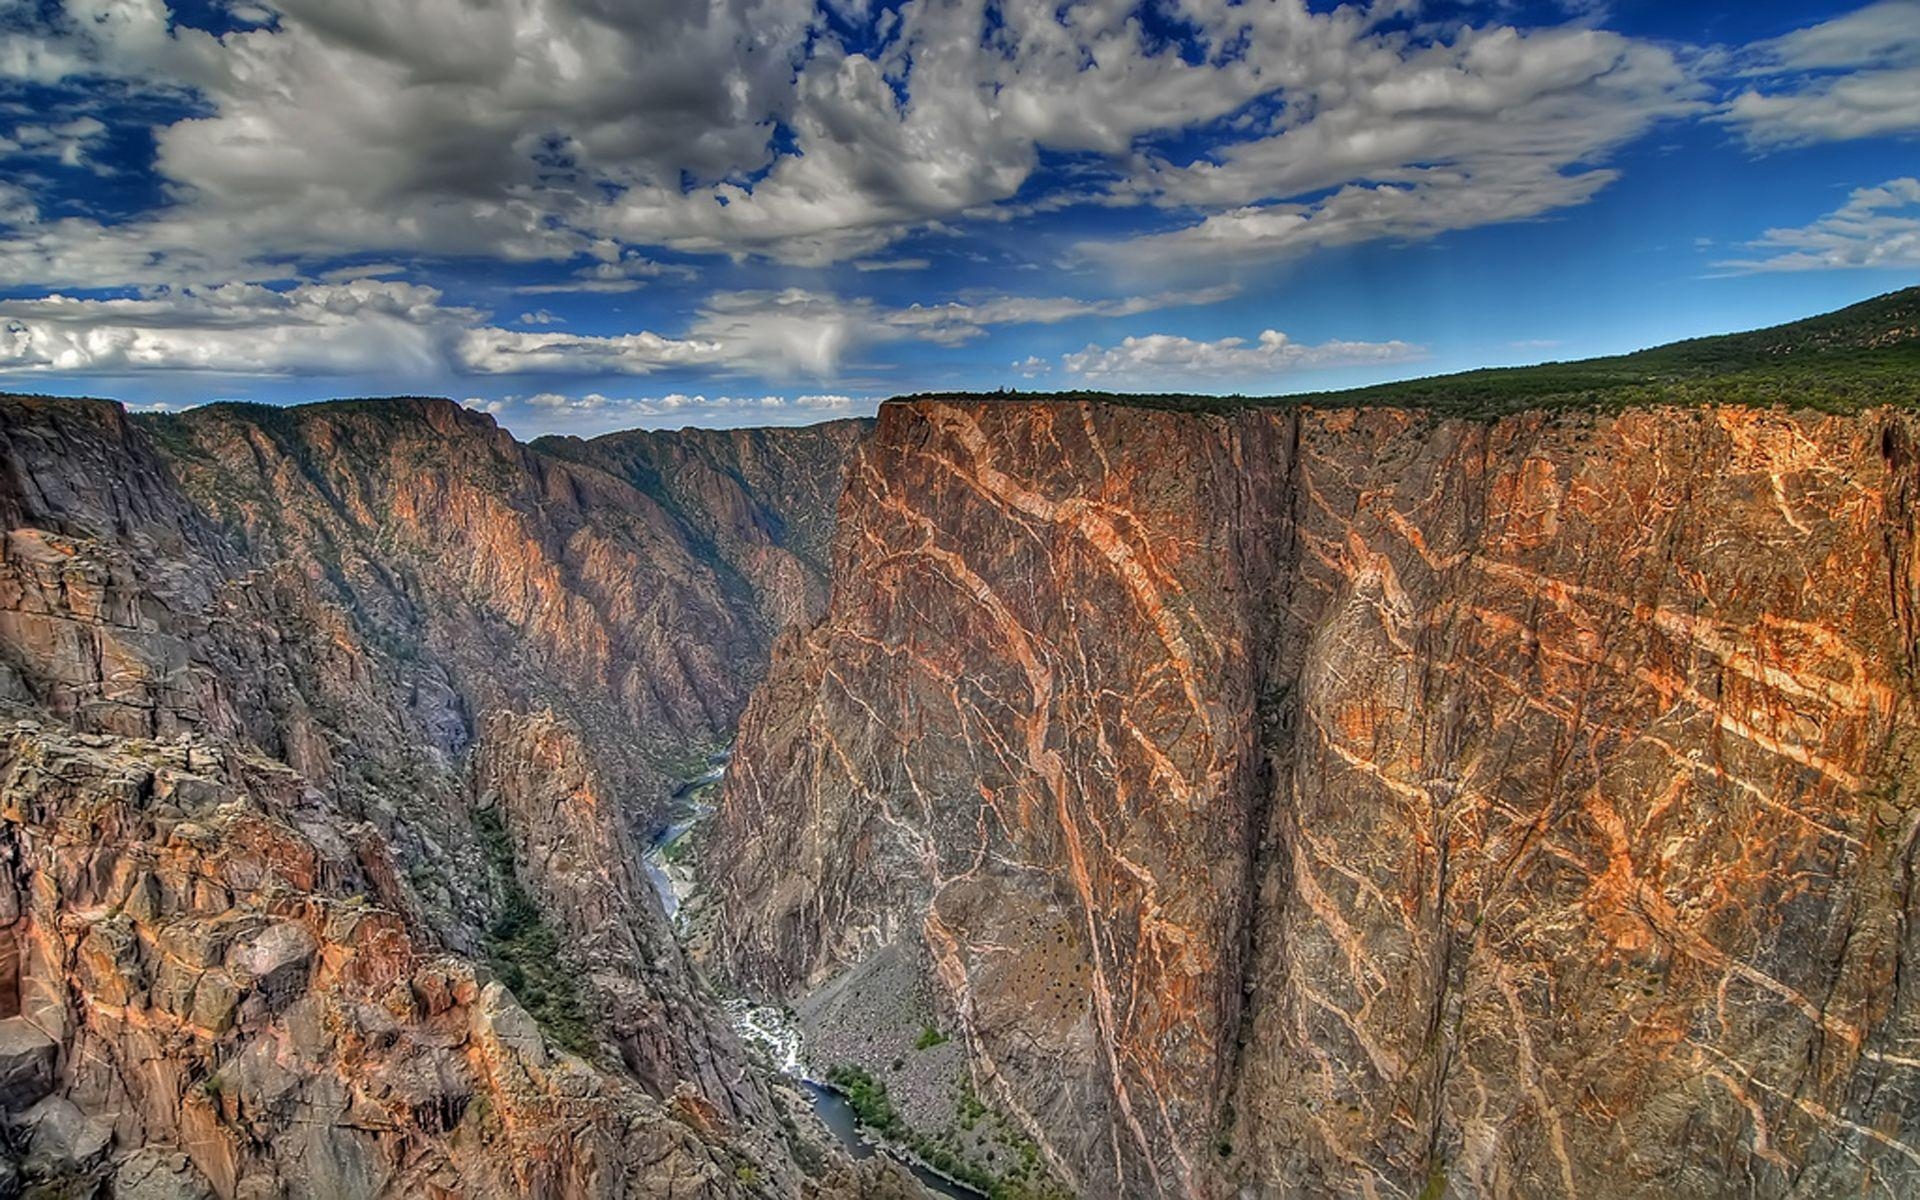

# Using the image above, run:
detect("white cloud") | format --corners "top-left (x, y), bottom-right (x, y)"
top-left (1081, 21), bottom-right (1700, 271)
top-left (0, 275), bottom-right (1234, 382)
top-left (503, 390), bottom-right (863, 435)
top-left (1722, 1), bottom-right (1920, 147)
top-left (678, 289), bottom-right (872, 376)
top-left (1719, 177), bottom-right (1920, 272)
top-left (514, 247), bottom-right (693, 295)
top-left (454, 327), bottom-right (724, 376)
top-left (670, 285), bottom-right (1235, 375)
top-left (1061, 328), bottom-right (1422, 385)
top-left (599, 6), bottom-right (1701, 266)
top-left (1134, 26), bottom-right (1694, 210)
top-left (0, 0), bottom-right (817, 280)
top-left (0, 0), bottom-right (1707, 281)
top-left (516, 309), bottom-right (561, 326)
top-left (881, 286), bottom-right (1240, 346)
top-left (2, 115), bottom-right (109, 170)
top-left (0, 277), bottom-right (732, 379)
top-left (6, 0), bottom-right (1889, 397)
top-left (1084, 167), bottom-right (1625, 272)
top-left (0, 279), bottom-right (473, 375)
top-left (318, 262), bottom-right (406, 282)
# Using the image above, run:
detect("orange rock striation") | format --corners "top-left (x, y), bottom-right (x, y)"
top-left (710, 398), bottom-right (1920, 1198)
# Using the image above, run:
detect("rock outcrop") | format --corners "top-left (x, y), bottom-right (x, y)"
top-left (709, 397), bottom-right (1920, 1198)
top-left (538, 421), bottom-right (870, 635)
top-left (0, 721), bottom-right (762, 1197)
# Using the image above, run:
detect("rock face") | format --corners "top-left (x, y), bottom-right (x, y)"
top-left (538, 421), bottom-right (869, 636)
top-left (0, 394), bottom-right (883, 1196)
top-left (710, 397), bottom-right (1920, 1197)
top-left (146, 399), bottom-right (868, 818)
top-left (0, 723), bottom-right (757, 1198)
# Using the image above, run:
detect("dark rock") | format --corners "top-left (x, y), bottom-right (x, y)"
top-left (20, 1095), bottom-right (112, 1176)
top-left (712, 398), bottom-right (1920, 1198)
top-left (0, 1019), bottom-right (55, 1112)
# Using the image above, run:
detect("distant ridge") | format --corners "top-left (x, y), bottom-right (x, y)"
top-left (908, 285), bottom-right (1920, 420)
top-left (11, 290), bottom-right (1919, 433)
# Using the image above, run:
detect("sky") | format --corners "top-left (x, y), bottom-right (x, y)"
top-left (0, 0), bottom-right (1914, 437)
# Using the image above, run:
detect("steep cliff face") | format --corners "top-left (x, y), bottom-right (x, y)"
top-left (538, 420), bottom-right (870, 634)
top-left (10, 295), bottom-right (1919, 1198)
top-left (0, 394), bottom-right (884, 1197)
top-left (147, 399), bottom-right (850, 810)
top-left (710, 397), bottom-right (1920, 1198)
top-left (708, 401), bottom-right (1281, 1197)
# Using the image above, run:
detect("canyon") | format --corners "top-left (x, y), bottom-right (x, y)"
top-left (2, 289), bottom-right (1920, 1197)
top-left (0, 395), bottom-right (902, 1197)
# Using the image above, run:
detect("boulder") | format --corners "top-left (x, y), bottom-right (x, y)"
top-left (112, 1148), bottom-right (215, 1200)
top-left (0, 1018), bottom-right (55, 1112)
top-left (227, 922), bottom-right (316, 1009)
top-left (19, 1094), bottom-right (111, 1176)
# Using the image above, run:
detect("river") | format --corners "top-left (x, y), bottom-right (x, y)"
top-left (640, 758), bottom-right (725, 924)
top-left (722, 1001), bottom-right (985, 1200)
top-left (642, 770), bottom-right (981, 1198)
top-left (804, 1082), bottom-right (987, 1198)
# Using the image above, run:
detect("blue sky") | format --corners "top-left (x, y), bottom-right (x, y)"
top-left (0, 0), bottom-right (1915, 435)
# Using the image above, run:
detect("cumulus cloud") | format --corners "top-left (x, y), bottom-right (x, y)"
top-left (0, 0), bottom-right (815, 281)
top-left (498, 390), bottom-right (863, 435)
top-left (0, 0), bottom-right (1905, 399)
top-left (1084, 168), bottom-right (1626, 271)
top-left (0, 279), bottom-right (474, 375)
top-left (1722, 1), bottom-right (1920, 147)
top-left (0, 0), bottom-right (1710, 280)
top-left (1719, 177), bottom-right (1920, 272)
top-left (514, 246), bottom-right (694, 295)
top-left (0, 277), bottom-right (738, 379)
top-left (881, 286), bottom-right (1241, 346)
top-left (602, 5), bottom-right (1704, 266)
top-left (671, 285), bottom-right (1235, 374)
top-left (1082, 22), bottom-right (1701, 270)
top-left (454, 327), bottom-right (725, 376)
top-left (1061, 328), bottom-right (1422, 385)
top-left (0, 276), bottom-right (1230, 382)
top-left (1, 115), bottom-right (109, 170)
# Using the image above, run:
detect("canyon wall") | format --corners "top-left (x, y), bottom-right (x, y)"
top-left (538, 421), bottom-right (867, 635)
top-left (709, 397), bottom-right (1920, 1198)
top-left (10, 378), bottom-right (1917, 1198)
top-left (0, 394), bottom-right (890, 1197)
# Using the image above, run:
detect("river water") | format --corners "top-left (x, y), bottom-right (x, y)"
top-left (640, 760), bottom-right (725, 924)
top-left (643, 772), bottom-right (981, 1198)
top-left (806, 1082), bottom-right (986, 1197)
top-left (723, 1002), bottom-right (984, 1199)
top-left (803, 1081), bottom-right (987, 1197)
